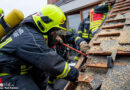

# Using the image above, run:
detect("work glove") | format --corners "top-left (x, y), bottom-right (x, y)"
top-left (64, 66), bottom-right (79, 82)
top-left (80, 41), bottom-right (90, 53)
top-left (56, 35), bottom-right (63, 43)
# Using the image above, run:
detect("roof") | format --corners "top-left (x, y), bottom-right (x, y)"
top-left (65, 0), bottom-right (130, 89)
top-left (56, 0), bottom-right (75, 6)
top-left (59, 0), bottom-right (100, 13)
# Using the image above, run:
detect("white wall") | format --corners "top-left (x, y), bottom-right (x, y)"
top-left (0, 0), bottom-right (47, 17)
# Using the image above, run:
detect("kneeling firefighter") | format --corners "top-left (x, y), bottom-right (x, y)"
top-left (0, 5), bottom-right (84, 90)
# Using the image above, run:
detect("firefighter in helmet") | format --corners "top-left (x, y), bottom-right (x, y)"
top-left (0, 5), bottom-right (81, 90)
top-left (78, 2), bottom-right (112, 43)
top-left (0, 5), bottom-right (89, 90)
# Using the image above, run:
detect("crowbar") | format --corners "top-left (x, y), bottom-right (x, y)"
top-left (61, 43), bottom-right (87, 56)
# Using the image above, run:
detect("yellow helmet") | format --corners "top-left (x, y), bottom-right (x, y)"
top-left (32, 4), bottom-right (66, 33)
top-left (0, 8), bottom-right (4, 15)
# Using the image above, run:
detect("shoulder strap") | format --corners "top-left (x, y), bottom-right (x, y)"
top-left (0, 16), bottom-right (11, 33)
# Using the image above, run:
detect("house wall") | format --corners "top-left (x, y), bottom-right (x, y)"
top-left (48, 0), bottom-right (59, 4)
top-left (47, 0), bottom-right (104, 31)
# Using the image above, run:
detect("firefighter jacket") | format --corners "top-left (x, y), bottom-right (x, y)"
top-left (90, 3), bottom-right (110, 36)
top-left (78, 17), bottom-right (91, 43)
top-left (0, 16), bottom-right (79, 89)
top-left (78, 3), bottom-right (110, 43)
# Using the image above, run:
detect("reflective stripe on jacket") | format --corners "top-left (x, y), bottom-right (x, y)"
top-left (0, 16), bottom-right (78, 81)
top-left (90, 8), bottom-right (104, 32)
top-left (90, 3), bottom-right (110, 35)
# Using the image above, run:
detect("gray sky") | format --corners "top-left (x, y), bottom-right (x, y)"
top-left (0, 0), bottom-right (47, 17)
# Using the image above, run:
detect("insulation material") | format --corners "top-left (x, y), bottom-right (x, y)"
top-left (100, 40), bottom-right (118, 52)
top-left (75, 82), bottom-right (92, 90)
top-left (101, 65), bottom-right (130, 90)
top-left (118, 26), bottom-right (130, 44)
top-left (125, 11), bottom-right (130, 19)
top-left (89, 46), bottom-right (101, 52)
top-left (87, 56), bottom-right (107, 64)
top-left (97, 36), bottom-right (119, 42)
top-left (118, 44), bottom-right (130, 51)
top-left (114, 14), bottom-right (125, 19)
top-left (98, 29), bottom-right (120, 35)
top-left (125, 19), bottom-right (130, 24)
top-left (89, 75), bottom-right (103, 89)
top-left (75, 68), bottom-right (107, 90)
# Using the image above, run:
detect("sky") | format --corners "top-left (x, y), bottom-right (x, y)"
top-left (0, 0), bottom-right (47, 17)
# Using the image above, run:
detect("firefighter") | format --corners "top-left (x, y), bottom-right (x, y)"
top-left (78, 14), bottom-right (90, 43)
top-left (46, 28), bottom-right (89, 89)
top-left (0, 5), bottom-right (82, 90)
top-left (78, 2), bottom-right (111, 43)
top-left (0, 8), bottom-right (4, 17)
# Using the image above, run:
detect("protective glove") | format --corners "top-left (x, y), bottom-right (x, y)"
top-left (56, 35), bottom-right (63, 43)
top-left (80, 41), bottom-right (90, 53)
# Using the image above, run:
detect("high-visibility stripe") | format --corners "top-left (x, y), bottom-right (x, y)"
top-left (90, 20), bottom-right (103, 29)
top-left (82, 33), bottom-right (88, 36)
top-left (89, 34), bottom-right (93, 39)
top-left (90, 8), bottom-right (104, 32)
top-left (43, 35), bottom-right (48, 45)
top-left (0, 73), bottom-right (10, 76)
top-left (57, 62), bottom-right (71, 79)
top-left (0, 37), bottom-right (12, 49)
top-left (82, 35), bottom-right (88, 38)
top-left (108, 5), bottom-right (111, 11)
top-left (75, 36), bottom-right (81, 45)
top-left (78, 31), bottom-right (82, 34)
top-left (91, 27), bottom-right (99, 32)
top-left (48, 79), bottom-right (57, 84)
top-left (90, 24), bottom-right (100, 30)
top-left (20, 65), bottom-right (32, 75)
top-left (84, 29), bottom-right (87, 33)
top-left (74, 56), bottom-right (79, 61)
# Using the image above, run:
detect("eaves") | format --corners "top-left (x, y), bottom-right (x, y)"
top-left (59, 0), bottom-right (103, 14)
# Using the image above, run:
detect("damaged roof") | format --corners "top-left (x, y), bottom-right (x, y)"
top-left (65, 0), bottom-right (130, 89)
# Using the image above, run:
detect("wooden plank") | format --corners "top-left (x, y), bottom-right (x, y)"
top-left (64, 75), bottom-right (93, 90)
top-left (93, 41), bottom-right (100, 45)
top-left (114, 0), bottom-right (130, 6)
top-left (86, 63), bottom-right (108, 69)
top-left (115, 0), bottom-right (127, 3)
top-left (108, 11), bottom-right (128, 18)
top-left (87, 51), bottom-right (112, 55)
top-left (102, 23), bottom-right (124, 29)
top-left (113, 3), bottom-right (130, 9)
top-left (78, 75), bottom-right (93, 83)
top-left (75, 56), bottom-right (84, 69)
top-left (111, 7), bottom-right (130, 13)
top-left (105, 18), bottom-right (125, 23)
top-left (64, 56), bottom-right (90, 90)
top-left (98, 32), bottom-right (120, 37)
top-left (85, 62), bottom-right (129, 69)
top-left (87, 51), bottom-right (130, 55)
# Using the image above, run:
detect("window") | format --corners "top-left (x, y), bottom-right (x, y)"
top-left (68, 13), bottom-right (80, 32)
top-left (83, 9), bottom-right (91, 19)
